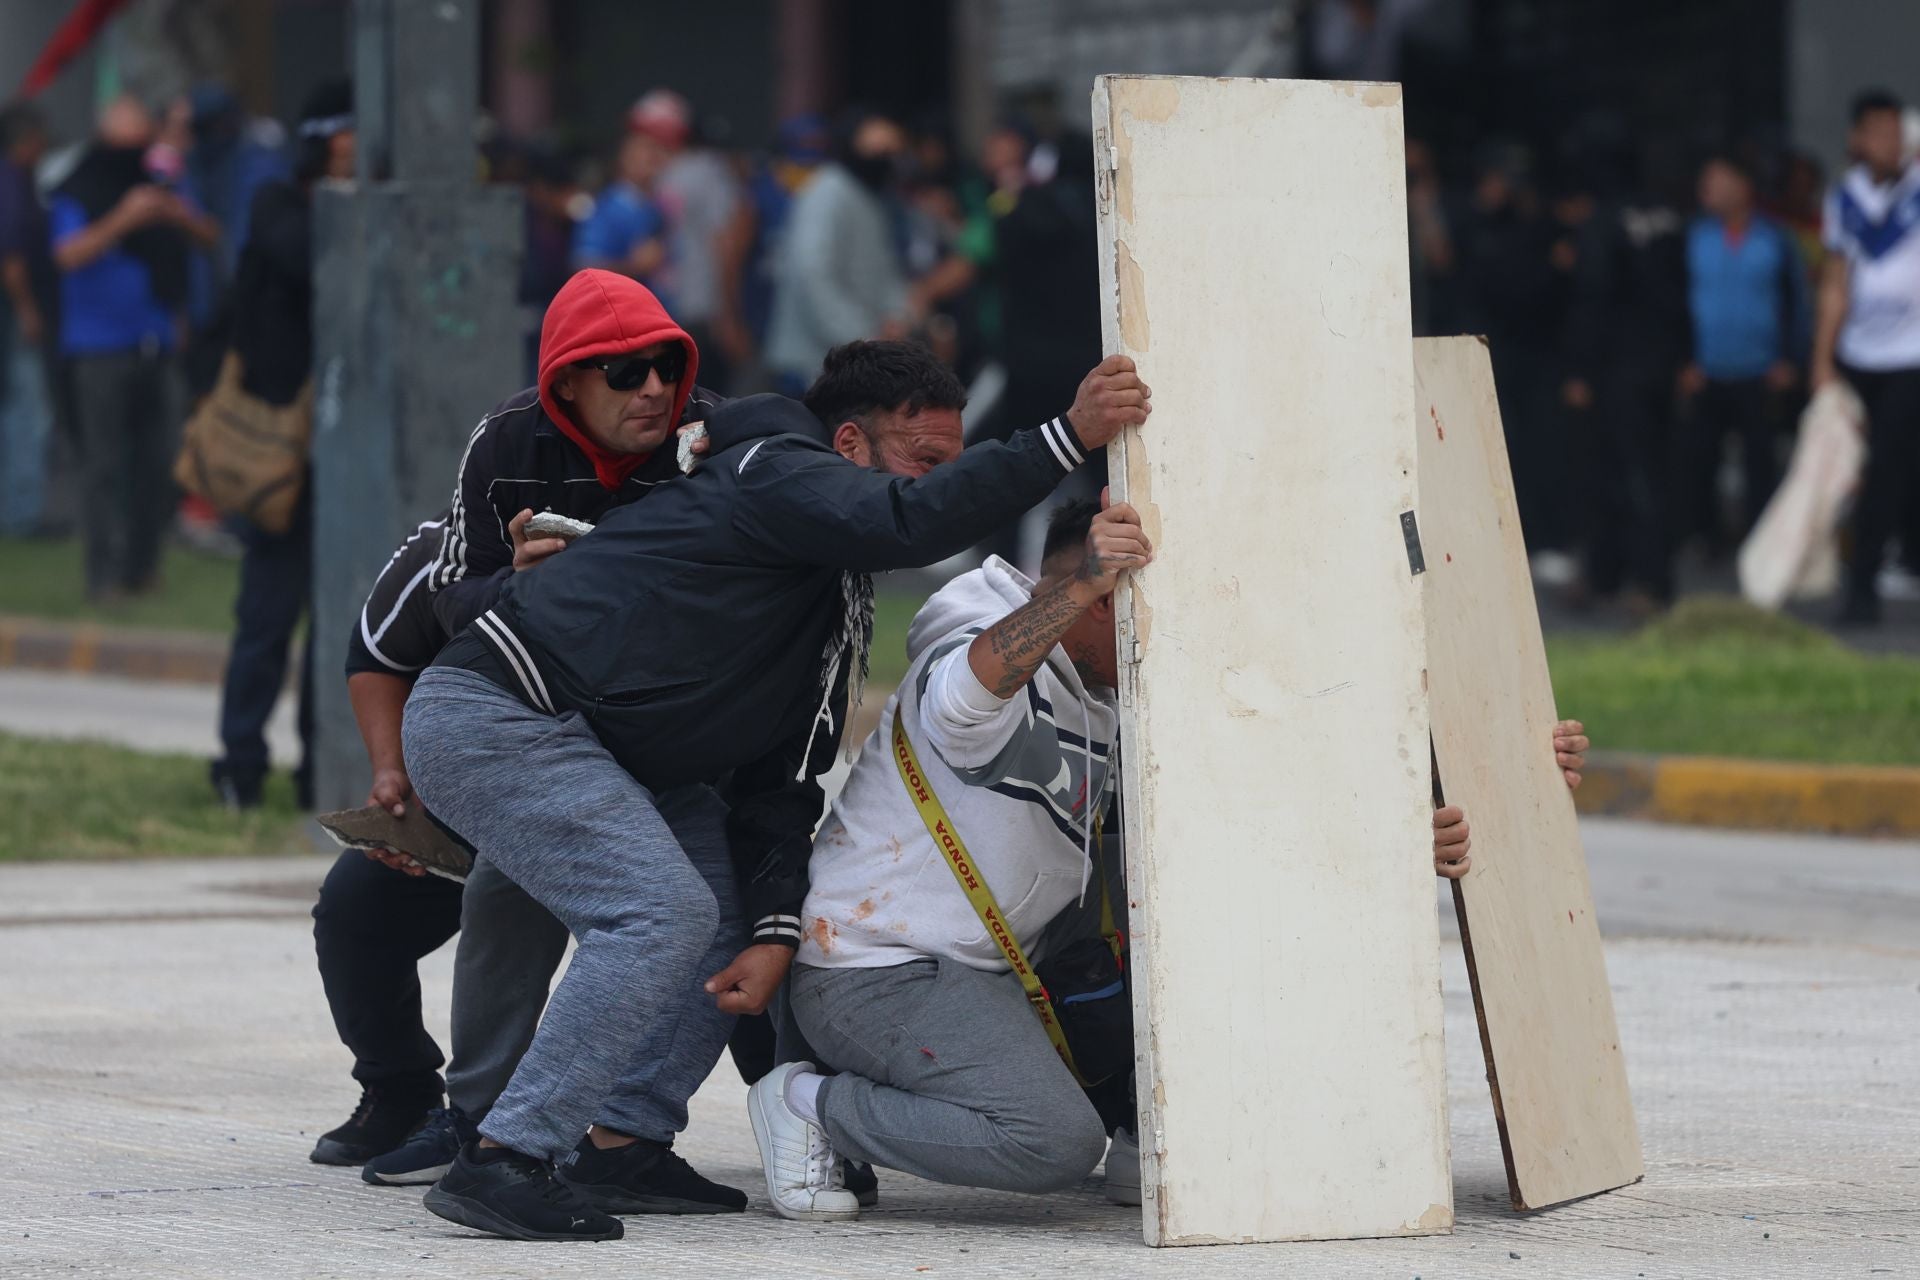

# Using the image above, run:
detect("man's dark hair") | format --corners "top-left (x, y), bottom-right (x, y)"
top-left (0, 101), bottom-right (47, 152)
top-left (1851, 89), bottom-right (1905, 126)
top-left (1042, 498), bottom-right (1099, 566)
top-left (803, 340), bottom-right (967, 432)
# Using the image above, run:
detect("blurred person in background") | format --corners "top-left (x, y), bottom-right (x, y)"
top-left (486, 138), bottom-right (586, 383)
top-left (0, 102), bottom-right (56, 538)
top-left (1812, 90), bottom-right (1920, 626)
top-left (50, 93), bottom-right (218, 603)
top-left (572, 110), bottom-right (671, 300)
top-left (979, 122), bottom-right (1101, 482)
top-left (208, 78), bottom-right (354, 811)
top-left (1557, 121), bottom-right (1691, 614)
top-left (1450, 141), bottom-right (1565, 557)
top-left (764, 108), bottom-right (911, 393)
top-left (1676, 152), bottom-right (1809, 552)
top-left (632, 89), bottom-right (746, 394)
top-left (1405, 137), bottom-right (1456, 336)
top-left (1771, 150), bottom-right (1828, 282)
top-left (896, 112), bottom-right (989, 375)
top-left (731, 114), bottom-right (828, 385)
top-left (183, 84), bottom-right (289, 281)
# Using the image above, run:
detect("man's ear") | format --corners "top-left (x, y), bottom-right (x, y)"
top-left (833, 421), bottom-right (872, 466)
top-left (553, 369), bottom-right (576, 404)
top-left (1088, 592), bottom-right (1116, 622)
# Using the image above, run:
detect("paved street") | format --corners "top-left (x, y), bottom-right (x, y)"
top-left (0, 668), bottom-right (301, 762)
top-left (2, 817), bottom-right (1915, 1278)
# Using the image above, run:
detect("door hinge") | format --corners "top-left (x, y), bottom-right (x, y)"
top-left (1400, 510), bottom-right (1426, 576)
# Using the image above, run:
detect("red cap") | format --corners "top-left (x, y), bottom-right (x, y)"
top-left (626, 88), bottom-right (692, 149)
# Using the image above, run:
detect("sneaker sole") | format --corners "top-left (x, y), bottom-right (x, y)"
top-left (422, 1186), bottom-right (624, 1242)
top-left (309, 1139), bottom-right (373, 1167)
top-left (564, 1181), bottom-right (745, 1216)
top-left (363, 1162), bottom-right (451, 1186)
top-left (746, 1082), bottom-right (860, 1223)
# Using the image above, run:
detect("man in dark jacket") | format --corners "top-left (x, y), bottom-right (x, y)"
top-left (401, 340), bottom-right (1151, 1241)
top-left (305, 265), bottom-right (723, 1172)
top-left (209, 77), bottom-right (353, 811)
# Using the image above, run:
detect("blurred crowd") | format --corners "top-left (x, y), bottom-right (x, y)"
top-left (3, 78), bottom-right (1918, 629)
top-left (1406, 94), bottom-right (1920, 623)
top-left (488, 86), bottom-right (1106, 544)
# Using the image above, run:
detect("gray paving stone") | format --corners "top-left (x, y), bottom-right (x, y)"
top-left (1, 843), bottom-right (1915, 1278)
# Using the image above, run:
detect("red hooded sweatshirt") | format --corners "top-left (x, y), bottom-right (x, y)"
top-left (536, 269), bottom-right (701, 489)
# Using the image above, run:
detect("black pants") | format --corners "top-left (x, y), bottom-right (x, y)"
top-left (313, 848), bottom-right (466, 1093)
top-left (1843, 363), bottom-right (1920, 608)
top-left (217, 487), bottom-right (313, 787)
top-left (70, 347), bottom-right (179, 595)
top-left (1679, 377), bottom-right (1787, 545)
top-left (1578, 370), bottom-right (1677, 601)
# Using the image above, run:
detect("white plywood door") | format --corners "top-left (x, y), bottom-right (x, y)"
top-left (1414, 336), bottom-right (1643, 1209)
top-left (1092, 75), bottom-right (1450, 1246)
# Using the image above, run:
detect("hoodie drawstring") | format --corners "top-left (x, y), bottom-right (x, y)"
top-left (796, 646), bottom-right (844, 782)
top-left (795, 570), bottom-right (876, 782)
top-left (1077, 697), bottom-right (1097, 905)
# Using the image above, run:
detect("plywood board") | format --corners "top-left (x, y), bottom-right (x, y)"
top-left (1414, 335), bottom-right (1644, 1209)
top-left (1092, 75), bottom-right (1450, 1247)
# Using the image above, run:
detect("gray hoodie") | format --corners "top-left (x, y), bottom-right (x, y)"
top-left (801, 557), bottom-right (1119, 971)
top-left (764, 163), bottom-right (909, 380)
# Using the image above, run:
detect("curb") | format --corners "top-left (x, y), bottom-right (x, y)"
top-left (0, 614), bottom-right (228, 685)
top-left (1, 621), bottom-right (1913, 840)
top-left (1576, 750), bottom-right (1920, 838)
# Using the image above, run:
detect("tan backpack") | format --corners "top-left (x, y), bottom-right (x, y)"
top-left (172, 351), bottom-right (313, 535)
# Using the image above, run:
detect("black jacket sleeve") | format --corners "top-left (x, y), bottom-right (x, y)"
top-left (428, 420), bottom-right (515, 637)
top-left (729, 417), bottom-right (1091, 570)
top-left (718, 661), bottom-right (851, 948)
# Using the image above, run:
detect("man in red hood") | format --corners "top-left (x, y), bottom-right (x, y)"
top-left (427, 267), bottom-right (717, 637)
top-left (306, 269), bottom-right (738, 1196)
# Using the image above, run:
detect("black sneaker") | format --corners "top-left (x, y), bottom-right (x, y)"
top-left (363, 1105), bottom-right (475, 1185)
top-left (309, 1084), bottom-right (439, 1166)
top-left (841, 1159), bottom-right (880, 1208)
top-left (557, 1135), bottom-right (748, 1215)
top-left (424, 1142), bottom-right (623, 1241)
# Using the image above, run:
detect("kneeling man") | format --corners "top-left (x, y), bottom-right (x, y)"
top-left (753, 498), bottom-right (1588, 1218)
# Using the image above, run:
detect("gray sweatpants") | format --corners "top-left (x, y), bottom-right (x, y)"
top-left (403, 666), bottom-right (745, 1159)
top-left (790, 957), bottom-right (1108, 1194)
top-left (443, 856), bottom-right (568, 1121)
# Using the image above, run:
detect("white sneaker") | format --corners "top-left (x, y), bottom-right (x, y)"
top-left (747, 1062), bottom-right (861, 1222)
top-left (1104, 1127), bottom-right (1141, 1206)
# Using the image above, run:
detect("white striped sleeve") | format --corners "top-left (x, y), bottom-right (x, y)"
top-left (432, 417), bottom-right (492, 589)
top-left (1040, 416), bottom-right (1087, 473)
top-left (755, 913), bottom-right (804, 946)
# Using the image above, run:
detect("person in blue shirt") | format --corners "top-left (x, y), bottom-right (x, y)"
top-left (1678, 153), bottom-right (1810, 546)
top-left (571, 126), bottom-right (670, 305)
top-left (0, 102), bottom-right (57, 537)
top-left (50, 94), bottom-right (219, 600)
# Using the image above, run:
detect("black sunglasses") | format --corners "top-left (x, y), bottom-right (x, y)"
top-left (578, 347), bottom-right (687, 391)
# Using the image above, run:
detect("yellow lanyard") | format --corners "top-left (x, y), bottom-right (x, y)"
top-left (892, 715), bottom-right (1086, 1085)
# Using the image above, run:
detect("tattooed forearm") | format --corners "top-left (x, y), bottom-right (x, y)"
top-left (968, 576), bottom-right (1095, 700)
